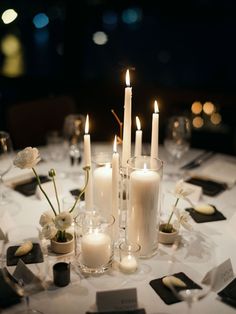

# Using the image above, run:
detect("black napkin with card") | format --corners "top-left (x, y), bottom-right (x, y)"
top-left (0, 268), bottom-right (22, 308)
top-left (14, 175), bottom-right (51, 196)
top-left (149, 272), bottom-right (202, 305)
top-left (185, 205), bottom-right (226, 223)
top-left (7, 243), bottom-right (44, 266)
top-left (218, 278), bottom-right (236, 308)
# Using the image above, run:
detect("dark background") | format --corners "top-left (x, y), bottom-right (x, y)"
top-left (0, 0), bottom-right (236, 155)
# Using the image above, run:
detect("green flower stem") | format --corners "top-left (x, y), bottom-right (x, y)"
top-left (163, 198), bottom-right (180, 232)
top-left (52, 175), bottom-right (61, 213)
top-left (57, 230), bottom-right (66, 242)
top-left (69, 166), bottom-right (90, 213)
top-left (32, 168), bottom-right (57, 216)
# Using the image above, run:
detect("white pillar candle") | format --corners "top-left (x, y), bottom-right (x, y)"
top-left (134, 116), bottom-right (142, 157)
top-left (122, 69), bottom-right (132, 167)
top-left (81, 232), bottom-right (112, 268)
top-left (127, 166), bottom-right (160, 256)
top-left (84, 114), bottom-right (93, 210)
top-left (93, 163), bottom-right (112, 215)
top-left (119, 255), bottom-right (138, 273)
top-left (112, 135), bottom-right (120, 241)
top-left (150, 100), bottom-right (159, 159)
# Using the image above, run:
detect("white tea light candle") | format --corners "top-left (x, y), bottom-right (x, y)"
top-left (120, 255), bottom-right (138, 273)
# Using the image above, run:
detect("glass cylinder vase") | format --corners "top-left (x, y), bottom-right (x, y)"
top-left (126, 156), bottom-right (163, 258)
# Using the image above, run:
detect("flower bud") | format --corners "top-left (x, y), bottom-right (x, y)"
top-left (48, 169), bottom-right (56, 177)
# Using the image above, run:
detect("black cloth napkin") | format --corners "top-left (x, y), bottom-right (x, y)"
top-left (14, 175), bottom-right (51, 196)
top-left (149, 272), bottom-right (202, 305)
top-left (218, 278), bottom-right (236, 308)
top-left (7, 243), bottom-right (44, 266)
top-left (0, 269), bottom-right (22, 308)
top-left (70, 188), bottom-right (85, 201)
top-left (185, 205), bottom-right (226, 223)
top-left (185, 177), bottom-right (226, 196)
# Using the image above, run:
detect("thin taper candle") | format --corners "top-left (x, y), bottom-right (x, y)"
top-left (150, 100), bottom-right (159, 160)
top-left (134, 116), bottom-right (142, 156)
top-left (84, 114), bottom-right (93, 210)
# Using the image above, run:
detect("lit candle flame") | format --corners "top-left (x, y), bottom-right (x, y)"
top-left (154, 100), bottom-right (159, 114)
top-left (143, 163), bottom-right (147, 170)
top-left (113, 135), bottom-right (117, 153)
top-left (85, 114), bottom-right (89, 134)
top-left (136, 116), bottom-right (141, 131)
top-left (126, 69), bottom-right (130, 87)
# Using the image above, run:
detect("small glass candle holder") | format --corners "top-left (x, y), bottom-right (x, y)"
top-left (119, 242), bottom-right (141, 274)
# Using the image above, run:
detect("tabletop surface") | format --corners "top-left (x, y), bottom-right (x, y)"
top-left (1, 143), bottom-right (236, 314)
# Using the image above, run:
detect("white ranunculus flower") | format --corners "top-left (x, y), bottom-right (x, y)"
top-left (54, 212), bottom-right (73, 231)
top-left (173, 208), bottom-right (193, 231)
top-left (174, 179), bottom-right (193, 199)
top-left (39, 211), bottom-right (54, 227)
top-left (42, 222), bottom-right (57, 240)
top-left (14, 147), bottom-right (41, 169)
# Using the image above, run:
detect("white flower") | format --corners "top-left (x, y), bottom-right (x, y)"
top-left (54, 212), bottom-right (73, 231)
top-left (174, 179), bottom-right (193, 199)
top-left (173, 208), bottom-right (193, 231)
top-left (39, 211), bottom-right (54, 227)
top-left (42, 222), bottom-right (57, 240)
top-left (14, 147), bottom-right (41, 169)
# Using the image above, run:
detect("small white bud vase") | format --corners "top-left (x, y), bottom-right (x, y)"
top-left (126, 156), bottom-right (163, 258)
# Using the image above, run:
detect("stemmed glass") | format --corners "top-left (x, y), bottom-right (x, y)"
top-left (1, 225), bottom-right (47, 314)
top-left (0, 131), bottom-right (14, 206)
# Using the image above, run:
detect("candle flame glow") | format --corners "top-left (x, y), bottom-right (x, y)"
top-left (113, 135), bottom-right (117, 153)
top-left (126, 69), bottom-right (130, 86)
top-left (154, 100), bottom-right (159, 113)
top-left (143, 163), bottom-right (147, 170)
top-left (136, 116), bottom-right (141, 130)
top-left (85, 114), bottom-right (89, 134)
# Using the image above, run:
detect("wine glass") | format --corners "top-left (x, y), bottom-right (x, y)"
top-left (0, 131), bottom-right (14, 206)
top-left (166, 231), bottom-right (217, 314)
top-left (1, 225), bottom-right (47, 314)
top-left (163, 116), bottom-right (191, 180)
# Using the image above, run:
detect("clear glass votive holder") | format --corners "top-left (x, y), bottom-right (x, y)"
top-left (119, 242), bottom-right (141, 274)
top-left (76, 211), bottom-right (115, 274)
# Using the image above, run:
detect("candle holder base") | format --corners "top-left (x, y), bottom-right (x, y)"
top-left (77, 254), bottom-right (113, 274)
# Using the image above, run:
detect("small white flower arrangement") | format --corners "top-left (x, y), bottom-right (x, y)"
top-left (160, 180), bottom-right (193, 233)
top-left (14, 147), bottom-right (89, 242)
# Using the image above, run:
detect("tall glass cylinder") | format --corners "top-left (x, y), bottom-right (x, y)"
top-left (126, 156), bottom-right (163, 258)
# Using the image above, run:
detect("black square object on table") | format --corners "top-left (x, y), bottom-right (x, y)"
top-left (7, 243), bottom-right (44, 266)
top-left (218, 278), bottom-right (236, 308)
top-left (185, 205), bottom-right (226, 223)
top-left (185, 177), bottom-right (226, 196)
top-left (86, 310), bottom-right (146, 314)
top-left (70, 188), bottom-right (85, 201)
top-left (14, 175), bottom-right (51, 196)
top-left (149, 272), bottom-right (202, 305)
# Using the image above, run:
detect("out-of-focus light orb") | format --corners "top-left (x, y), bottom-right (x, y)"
top-left (211, 112), bottom-right (222, 125)
top-left (193, 116), bottom-right (204, 128)
top-left (122, 7), bottom-right (142, 24)
top-left (1, 9), bottom-right (18, 24)
top-left (203, 101), bottom-right (215, 115)
top-left (191, 101), bottom-right (202, 115)
top-left (1, 34), bottom-right (20, 56)
top-left (33, 13), bottom-right (49, 29)
top-left (92, 31), bottom-right (108, 45)
top-left (103, 11), bottom-right (117, 25)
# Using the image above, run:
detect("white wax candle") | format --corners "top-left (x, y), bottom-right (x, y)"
top-left (112, 135), bottom-right (120, 241)
top-left (122, 69), bottom-right (132, 167)
top-left (127, 167), bottom-right (160, 256)
top-left (93, 163), bottom-right (112, 215)
top-left (150, 100), bottom-right (159, 159)
top-left (84, 114), bottom-right (93, 210)
top-left (134, 116), bottom-right (142, 156)
top-left (81, 232), bottom-right (112, 268)
top-left (119, 255), bottom-right (138, 273)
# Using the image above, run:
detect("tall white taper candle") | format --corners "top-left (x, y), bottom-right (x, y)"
top-left (150, 100), bottom-right (159, 160)
top-left (134, 116), bottom-right (142, 156)
top-left (84, 114), bottom-right (93, 210)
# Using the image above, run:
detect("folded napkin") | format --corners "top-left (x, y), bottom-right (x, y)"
top-left (14, 175), bottom-right (50, 196)
top-left (218, 278), bottom-right (236, 308)
top-left (7, 243), bottom-right (44, 266)
top-left (185, 206), bottom-right (226, 223)
top-left (0, 269), bottom-right (22, 308)
top-left (185, 177), bottom-right (226, 196)
top-left (149, 272), bottom-right (202, 305)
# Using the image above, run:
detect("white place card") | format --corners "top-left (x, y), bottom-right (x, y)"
top-left (202, 258), bottom-right (234, 292)
top-left (96, 288), bottom-right (137, 312)
top-left (182, 181), bottom-right (202, 203)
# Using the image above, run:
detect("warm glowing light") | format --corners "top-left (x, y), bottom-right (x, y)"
top-left (210, 112), bottom-right (222, 125)
top-left (136, 116), bottom-right (141, 130)
top-left (85, 115), bottom-right (89, 134)
top-left (125, 69), bottom-right (130, 86)
top-left (191, 101), bottom-right (202, 115)
top-left (193, 116), bottom-right (204, 128)
top-left (143, 163), bottom-right (147, 170)
top-left (203, 101), bottom-right (215, 115)
top-left (113, 135), bottom-right (117, 153)
top-left (1, 9), bottom-right (18, 24)
top-left (92, 31), bottom-right (108, 45)
top-left (154, 100), bottom-right (159, 113)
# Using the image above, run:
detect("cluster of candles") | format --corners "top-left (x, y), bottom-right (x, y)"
top-left (80, 70), bottom-right (160, 273)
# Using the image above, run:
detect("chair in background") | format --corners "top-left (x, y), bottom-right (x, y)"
top-left (6, 95), bottom-right (77, 149)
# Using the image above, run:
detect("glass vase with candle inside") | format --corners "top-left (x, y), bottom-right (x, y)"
top-left (76, 211), bottom-right (115, 274)
top-left (126, 156), bottom-right (163, 258)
